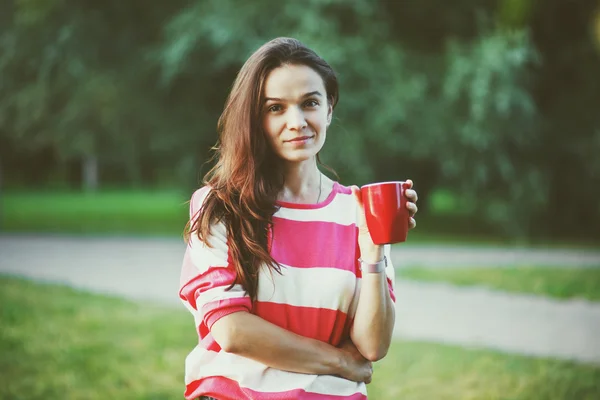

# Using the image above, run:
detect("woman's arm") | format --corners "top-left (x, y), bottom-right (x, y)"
top-left (349, 246), bottom-right (395, 361)
top-left (182, 188), bottom-right (372, 383)
top-left (211, 311), bottom-right (373, 383)
top-left (348, 180), bottom-right (418, 361)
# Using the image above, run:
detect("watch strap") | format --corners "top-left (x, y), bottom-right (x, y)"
top-left (358, 256), bottom-right (387, 273)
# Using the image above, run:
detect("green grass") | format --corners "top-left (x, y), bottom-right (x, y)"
top-left (1, 276), bottom-right (599, 400)
top-left (1, 190), bottom-right (190, 235)
top-left (398, 267), bottom-right (600, 301)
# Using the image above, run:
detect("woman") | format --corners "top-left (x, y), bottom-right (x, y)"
top-left (179, 37), bottom-right (418, 400)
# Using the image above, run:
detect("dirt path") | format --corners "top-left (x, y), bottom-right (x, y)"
top-left (1, 235), bottom-right (599, 364)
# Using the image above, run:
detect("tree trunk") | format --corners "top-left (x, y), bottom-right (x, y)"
top-left (82, 154), bottom-right (98, 192)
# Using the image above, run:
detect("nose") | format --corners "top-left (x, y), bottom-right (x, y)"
top-left (286, 106), bottom-right (307, 131)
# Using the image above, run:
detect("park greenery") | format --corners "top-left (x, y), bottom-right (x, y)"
top-left (1, 0), bottom-right (599, 241)
top-left (398, 266), bottom-right (600, 301)
top-left (1, 276), bottom-right (599, 400)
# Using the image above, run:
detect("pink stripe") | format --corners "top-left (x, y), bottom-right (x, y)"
top-left (387, 278), bottom-right (396, 302)
top-left (180, 265), bottom-right (240, 310)
top-left (336, 183), bottom-right (353, 195)
top-left (180, 247), bottom-right (214, 294)
top-left (185, 376), bottom-right (367, 400)
top-left (271, 218), bottom-right (358, 273)
top-left (198, 331), bottom-right (222, 352)
top-left (254, 302), bottom-right (350, 346)
top-left (194, 266), bottom-right (252, 328)
top-left (203, 301), bottom-right (251, 329)
top-left (198, 320), bottom-right (210, 340)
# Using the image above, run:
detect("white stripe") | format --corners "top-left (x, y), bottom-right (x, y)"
top-left (182, 279), bottom-right (247, 325)
top-left (185, 346), bottom-right (367, 396)
top-left (190, 186), bottom-right (211, 219)
top-left (257, 264), bottom-right (357, 312)
top-left (187, 187), bottom-right (231, 274)
top-left (187, 222), bottom-right (230, 273)
top-left (197, 284), bottom-right (247, 307)
top-left (385, 244), bottom-right (396, 289)
top-left (182, 300), bottom-right (204, 327)
top-left (274, 192), bottom-right (357, 225)
top-left (181, 298), bottom-right (205, 328)
top-left (347, 278), bottom-right (362, 319)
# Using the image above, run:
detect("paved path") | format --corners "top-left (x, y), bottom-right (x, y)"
top-left (1, 235), bottom-right (600, 365)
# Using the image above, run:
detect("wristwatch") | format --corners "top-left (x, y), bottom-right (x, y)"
top-left (358, 256), bottom-right (387, 273)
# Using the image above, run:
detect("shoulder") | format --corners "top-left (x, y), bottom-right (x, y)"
top-left (333, 181), bottom-right (360, 203)
top-left (333, 181), bottom-right (353, 195)
top-left (328, 181), bottom-right (360, 213)
top-left (189, 186), bottom-right (212, 218)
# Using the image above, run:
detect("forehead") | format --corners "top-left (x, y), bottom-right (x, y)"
top-left (263, 64), bottom-right (325, 99)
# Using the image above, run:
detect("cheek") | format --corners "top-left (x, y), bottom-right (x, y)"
top-left (262, 116), bottom-right (276, 139)
top-left (315, 109), bottom-right (329, 129)
top-left (264, 113), bottom-right (283, 132)
top-left (262, 117), bottom-right (282, 151)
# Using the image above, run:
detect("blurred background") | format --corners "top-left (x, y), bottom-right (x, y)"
top-left (1, 0), bottom-right (599, 242)
top-left (1, 0), bottom-right (600, 399)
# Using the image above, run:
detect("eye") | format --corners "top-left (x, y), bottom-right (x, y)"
top-left (303, 99), bottom-right (319, 108)
top-left (267, 104), bottom-right (283, 113)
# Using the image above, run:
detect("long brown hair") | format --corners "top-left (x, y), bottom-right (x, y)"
top-left (186, 37), bottom-right (339, 301)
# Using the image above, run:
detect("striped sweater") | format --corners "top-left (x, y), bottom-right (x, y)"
top-left (179, 182), bottom-right (396, 399)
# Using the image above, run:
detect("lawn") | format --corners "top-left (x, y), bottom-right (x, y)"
top-left (1, 276), bottom-right (599, 400)
top-left (0, 190), bottom-right (190, 235)
top-left (397, 267), bottom-right (600, 301)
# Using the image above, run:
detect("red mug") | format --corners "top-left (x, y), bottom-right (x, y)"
top-left (360, 181), bottom-right (411, 245)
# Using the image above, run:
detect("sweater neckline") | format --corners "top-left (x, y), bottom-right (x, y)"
top-left (276, 181), bottom-right (340, 210)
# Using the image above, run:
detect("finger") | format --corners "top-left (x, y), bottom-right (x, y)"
top-left (405, 189), bottom-right (418, 203)
top-left (404, 179), bottom-right (413, 189)
top-left (409, 217), bottom-right (417, 230)
top-left (406, 202), bottom-right (418, 216)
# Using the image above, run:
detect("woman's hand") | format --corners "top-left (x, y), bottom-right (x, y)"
top-left (337, 339), bottom-right (373, 384)
top-left (404, 179), bottom-right (419, 230)
top-left (351, 179), bottom-right (419, 261)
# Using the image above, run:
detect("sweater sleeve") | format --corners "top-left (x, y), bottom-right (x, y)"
top-left (384, 244), bottom-right (396, 303)
top-left (179, 188), bottom-right (252, 335)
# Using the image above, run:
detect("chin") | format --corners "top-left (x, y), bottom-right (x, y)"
top-left (279, 150), bottom-right (318, 163)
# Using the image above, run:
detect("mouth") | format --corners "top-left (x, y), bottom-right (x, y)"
top-left (286, 135), bottom-right (314, 143)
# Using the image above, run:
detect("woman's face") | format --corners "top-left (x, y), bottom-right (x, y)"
top-left (262, 64), bottom-right (332, 165)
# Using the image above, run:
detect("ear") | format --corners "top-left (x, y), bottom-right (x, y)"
top-left (326, 103), bottom-right (333, 127)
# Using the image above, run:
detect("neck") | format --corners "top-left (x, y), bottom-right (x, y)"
top-left (279, 159), bottom-right (322, 203)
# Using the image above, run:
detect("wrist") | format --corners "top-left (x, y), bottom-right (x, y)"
top-left (332, 348), bottom-right (348, 376)
top-left (360, 245), bottom-right (384, 264)
top-left (359, 256), bottom-right (387, 274)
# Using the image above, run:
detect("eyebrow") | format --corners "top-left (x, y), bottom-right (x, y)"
top-left (264, 91), bottom-right (323, 103)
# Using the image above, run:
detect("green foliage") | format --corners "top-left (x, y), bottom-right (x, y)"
top-left (439, 29), bottom-right (542, 235)
top-left (1, 0), bottom-right (599, 240)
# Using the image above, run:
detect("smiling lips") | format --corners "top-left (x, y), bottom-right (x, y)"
top-left (286, 135), bottom-right (314, 143)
